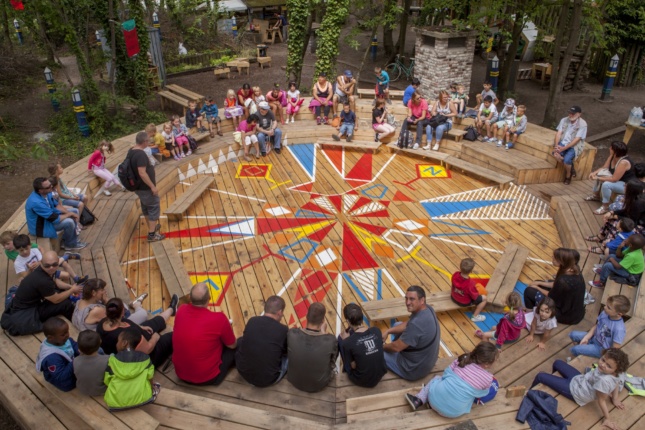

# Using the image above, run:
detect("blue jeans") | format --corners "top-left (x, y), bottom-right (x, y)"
top-left (384, 351), bottom-right (405, 377)
top-left (555, 143), bottom-right (576, 165)
top-left (600, 255), bottom-right (631, 284)
top-left (272, 356), bottom-right (289, 385)
top-left (426, 122), bottom-right (452, 143)
top-left (339, 123), bottom-right (355, 137)
top-left (257, 128), bottom-right (282, 153)
top-left (593, 180), bottom-right (626, 204)
top-left (530, 359), bottom-right (578, 401)
top-left (53, 217), bottom-right (79, 248)
top-left (569, 331), bottom-right (604, 357)
top-left (62, 193), bottom-right (84, 208)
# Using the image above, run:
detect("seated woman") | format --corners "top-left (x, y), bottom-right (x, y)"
top-left (586, 141), bottom-right (634, 215)
top-left (48, 162), bottom-right (88, 214)
top-left (372, 99), bottom-right (395, 142)
top-left (587, 180), bottom-right (645, 251)
top-left (524, 248), bottom-right (586, 325)
top-left (237, 83), bottom-right (253, 118)
top-left (308, 73), bottom-right (334, 125)
top-left (72, 278), bottom-right (149, 332)
top-left (425, 90), bottom-right (457, 152)
top-left (265, 83), bottom-right (287, 125)
top-left (97, 297), bottom-right (177, 367)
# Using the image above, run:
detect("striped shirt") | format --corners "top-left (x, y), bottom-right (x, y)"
top-left (449, 359), bottom-right (493, 390)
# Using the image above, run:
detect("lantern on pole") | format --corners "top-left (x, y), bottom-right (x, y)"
top-left (489, 55), bottom-right (499, 93)
top-left (13, 19), bottom-right (23, 44)
top-left (44, 67), bottom-right (59, 112)
top-left (599, 54), bottom-right (619, 102)
top-left (72, 89), bottom-right (90, 137)
top-left (371, 37), bottom-right (378, 62)
top-left (153, 11), bottom-right (161, 39)
top-left (95, 30), bottom-right (101, 47)
top-left (232, 16), bottom-right (237, 37)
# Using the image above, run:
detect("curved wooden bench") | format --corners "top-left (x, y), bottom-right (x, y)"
top-left (163, 176), bottom-right (215, 221)
top-left (157, 91), bottom-right (189, 116)
top-left (317, 138), bottom-right (381, 153)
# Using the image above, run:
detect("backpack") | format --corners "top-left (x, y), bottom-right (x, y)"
top-left (187, 135), bottom-right (198, 151)
top-left (118, 150), bottom-right (140, 191)
top-left (464, 125), bottom-right (478, 141)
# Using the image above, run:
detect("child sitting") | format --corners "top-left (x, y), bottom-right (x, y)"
top-left (590, 234), bottom-right (645, 288)
top-left (104, 328), bottom-right (159, 411)
top-left (332, 102), bottom-right (357, 143)
top-left (88, 140), bottom-right (124, 196)
top-left (475, 291), bottom-right (525, 350)
top-left (36, 317), bottom-right (79, 392)
top-left (453, 84), bottom-right (469, 118)
top-left (524, 296), bottom-right (557, 351)
top-left (185, 101), bottom-right (205, 133)
top-left (404, 341), bottom-right (499, 417)
top-left (12, 234), bottom-right (86, 286)
top-left (489, 98), bottom-right (516, 146)
top-left (450, 258), bottom-right (487, 322)
top-left (531, 348), bottom-right (629, 430)
top-left (74, 330), bottom-right (109, 396)
top-left (590, 218), bottom-right (634, 258)
top-left (171, 115), bottom-right (191, 158)
top-left (234, 114), bottom-right (259, 162)
top-left (161, 122), bottom-right (181, 161)
top-left (505, 105), bottom-right (527, 150)
top-left (224, 89), bottom-right (244, 129)
top-left (145, 123), bottom-right (170, 162)
top-left (1, 230), bottom-right (39, 261)
top-left (475, 80), bottom-right (498, 106)
top-left (570, 294), bottom-right (629, 358)
top-left (286, 81), bottom-right (303, 123)
top-left (48, 162), bottom-right (88, 213)
top-left (475, 96), bottom-right (498, 138)
top-left (199, 97), bottom-right (223, 138)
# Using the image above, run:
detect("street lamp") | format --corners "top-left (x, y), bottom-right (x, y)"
top-left (13, 19), bottom-right (23, 44)
top-left (44, 67), bottom-right (59, 112)
top-left (489, 55), bottom-right (500, 93)
top-left (152, 12), bottom-right (161, 39)
top-left (599, 54), bottom-right (619, 102)
top-left (71, 89), bottom-right (90, 137)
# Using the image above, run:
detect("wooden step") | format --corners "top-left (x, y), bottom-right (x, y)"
top-left (444, 156), bottom-right (514, 190)
top-left (317, 138), bottom-right (381, 153)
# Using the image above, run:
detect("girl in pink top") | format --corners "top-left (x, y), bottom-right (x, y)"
top-left (266, 83), bottom-right (287, 125)
top-left (475, 291), bottom-right (526, 350)
top-left (235, 114), bottom-right (259, 162)
top-left (87, 141), bottom-right (123, 196)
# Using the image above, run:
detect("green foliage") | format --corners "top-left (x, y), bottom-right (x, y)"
top-left (314, 0), bottom-right (350, 80)
top-left (209, 54), bottom-right (233, 67)
top-left (286, 0), bottom-right (312, 82)
top-left (0, 134), bottom-right (21, 164)
top-left (600, 0), bottom-right (645, 52)
top-left (167, 63), bottom-right (205, 74)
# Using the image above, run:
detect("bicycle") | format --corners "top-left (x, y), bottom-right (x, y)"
top-left (384, 55), bottom-right (415, 82)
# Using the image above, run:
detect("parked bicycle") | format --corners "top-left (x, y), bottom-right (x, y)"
top-left (385, 55), bottom-right (416, 82)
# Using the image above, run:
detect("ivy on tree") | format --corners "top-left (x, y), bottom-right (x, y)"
top-left (313, 0), bottom-right (349, 80)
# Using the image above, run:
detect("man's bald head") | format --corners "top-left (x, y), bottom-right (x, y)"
top-left (40, 251), bottom-right (61, 275)
top-left (190, 282), bottom-right (210, 306)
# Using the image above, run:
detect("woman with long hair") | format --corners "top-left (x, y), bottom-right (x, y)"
top-left (586, 141), bottom-right (635, 215)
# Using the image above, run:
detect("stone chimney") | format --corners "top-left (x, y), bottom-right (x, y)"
top-left (413, 28), bottom-right (478, 100)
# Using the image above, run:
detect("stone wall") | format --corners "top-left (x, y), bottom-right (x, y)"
top-left (414, 28), bottom-right (478, 101)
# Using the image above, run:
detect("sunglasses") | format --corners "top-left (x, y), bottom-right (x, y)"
top-left (42, 261), bottom-right (60, 269)
top-left (41, 185), bottom-right (53, 190)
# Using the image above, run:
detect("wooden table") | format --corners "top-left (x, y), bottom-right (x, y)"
top-left (531, 62), bottom-right (552, 85)
top-left (165, 84), bottom-right (205, 105)
top-left (623, 121), bottom-right (645, 144)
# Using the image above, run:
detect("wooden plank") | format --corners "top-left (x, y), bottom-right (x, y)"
top-left (164, 176), bottom-right (215, 221)
top-left (486, 243), bottom-right (519, 299)
top-left (491, 245), bottom-right (529, 307)
top-left (150, 240), bottom-right (191, 299)
top-left (165, 84), bottom-right (204, 104)
top-left (317, 139), bottom-right (381, 153)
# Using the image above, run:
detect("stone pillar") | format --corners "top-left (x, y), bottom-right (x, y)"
top-left (414, 28), bottom-right (478, 100)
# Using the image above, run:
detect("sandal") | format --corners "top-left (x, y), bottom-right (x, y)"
top-left (564, 176), bottom-right (571, 185)
top-left (474, 329), bottom-right (484, 339)
top-left (588, 246), bottom-right (604, 255)
top-left (593, 206), bottom-right (609, 215)
top-left (584, 195), bottom-right (601, 202)
top-left (585, 235), bottom-right (601, 242)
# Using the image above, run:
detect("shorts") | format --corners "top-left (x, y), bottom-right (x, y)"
top-left (376, 84), bottom-right (388, 96)
top-left (62, 194), bottom-right (84, 208)
top-left (135, 189), bottom-right (161, 221)
top-left (206, 115), bottom-right (221, 123)
top-left (372, 123), bottom-right (381, 131)
top-left (494, 120), bottom-right (509, 129)
top-left (335, 93), bottom-right (349, 104)
top-left (553, 145), bottom-right (576, 165)
top-left (450, 295), bottom-right (484, 307)
top-left (510, 131), bottom-right (523, 137)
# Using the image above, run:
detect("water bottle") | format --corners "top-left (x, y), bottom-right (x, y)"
top-left (636, 107), bottom-right (643, 126)
top-left (628, 107), bottom-right (643, 126)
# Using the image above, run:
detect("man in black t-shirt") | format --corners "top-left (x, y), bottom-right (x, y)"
top-left (235, 295), bottom-right (288, 387)
top-left (339, 303), bottom-right (387, 388)
top-left (130, 132), bottom-right (164, 242)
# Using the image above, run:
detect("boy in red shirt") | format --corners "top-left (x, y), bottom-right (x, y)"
top-left (451, 258), bottom-right (487, 322)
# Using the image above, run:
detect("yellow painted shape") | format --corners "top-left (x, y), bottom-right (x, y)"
top-left (190, 274), bottom-right (229, 305)
top-left (418, 164), bottom-right (448, 178)
top-left (284, 220), bottom-right (336, 240)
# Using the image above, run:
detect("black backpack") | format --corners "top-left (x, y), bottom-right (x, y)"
top-left (464, 125), bottom-right (478, 141)
top-left (118, 149), bottom-right (140, 191)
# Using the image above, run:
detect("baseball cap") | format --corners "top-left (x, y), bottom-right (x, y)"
top-left (569, 105), bottom-right (582, 114)
top-left (504, 98), bottom-right (515, 108)
top-left (344, 70), bottom-right (353, 78)
top-left (258, 101), bottom-right (270, 110)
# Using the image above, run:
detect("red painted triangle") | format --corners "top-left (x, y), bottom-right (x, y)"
top-left (342, 224), bottom-right (379, 271)
top-left (162, 221), bottom-right (246, 239)
top-left (348, 196), bottom-right (373, 213)
top-left (322, 147), bottom-right (343, 174)
top-left (328, 195), bottom-right (343, 212)
top-left (306, 222), bottom-right (337, 242)
top-left (345, 153), bottom-right (372, 181)
top-left (257, 217), bottom-right (328, 235)
top-left (290, 182), bottom-right (313, 193)
top-left (379, 200), bottom-right (391, 207)
top-left (300, 201), bottom-right (334, 215)
top-left (351, 221), bottom-right (388, 236)
top-left (393, 191), bottom-right (415, 202)
top-left (347, 190), bottom-right (359, 195)
top-left (354, 209), bottom-right (389, 218)
top-left (345, 180), bottom-right (370, 188)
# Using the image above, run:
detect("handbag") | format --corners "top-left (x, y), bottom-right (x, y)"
top-left (330, 116), bottom-right (341, 128)
top-left (426, 114), bottom-right (448, 129)
top-left (387, 113), bottom-right (397, 127)
top-left (464, 125), bottom-right (478, 141)
top-left (79, 206), bottom-right (97, 226)
top-left (596, 168), bottom-right (612, 177)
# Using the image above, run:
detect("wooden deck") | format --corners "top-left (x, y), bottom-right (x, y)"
top-left (1, 100), bottom-right (644, 429)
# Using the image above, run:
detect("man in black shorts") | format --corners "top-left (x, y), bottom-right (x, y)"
top-left (130, 132), bottom-right (165, 242)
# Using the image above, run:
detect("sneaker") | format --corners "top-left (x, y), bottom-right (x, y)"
top-left (154, 223), bottom-right (161, 234)
top-left (374, 133), bottom-right (380, 142)
top-left (405, 393), bottom-right (423, 411)
top-left (180, 153), bottom-right (186, 158)
top-left (583, 291), bottom-right (596, 305)
top-left (496, 140), bottom-right (502, 147)
top-left (217, 130), bottom-right (223, 136)
top-left (187, 150), bottom-right (192, 156)
top-left (346, 135), bottom-right (352, 143)
top-left (412, 143), bottom-right (419, 150)
top-left (63, 252), bottom-right (81, 260)
top-left (505, 143), bottom-right (512, 150)
top-left (432, 143), bottom-right (439, 151)
top-left (593, 267), bottom-right (601, 275)
top-left (471, 314), bottom-right (486, 322)
top-left (130, 293), bottom-right (149, 308)
top-left (593, 263), bottom-right (603, 270)
top-left (274, 148), bottom-right (281, 154)
top-left (174, 155), bottom-right (180, 161)
top-left (147, 232), bottom-right (165, 242)
top-left (261, 152), bottom-right (267, 157)
top-left (386, 98), bottom-right (392, 105)
top-left (244, 155), bottom-right (252, 161)
top-left (64, 242), bottom-right (88, 251)
top-left (73, 275), bottom-right (89, 285)
top-left (316, 116), bottom-right (321, 125)
top-left (589, 280), bottom-right (605, 288)
top-left (332, 134), bottom-right (341, 141)
top-left (291, 117), bottom-right (295, 123)
top-left (571, 165), bottom-right (577, 178)
top-left (255, 153), bottom-right (261, 159)
top-left (169, 293), bottom-right (179, 316)
top-left (422, 144), bottom-right (431, 150)
top-left (103, 189), bottom-right (112, 196)
top-left (323, 117), bottom-right (328, 125)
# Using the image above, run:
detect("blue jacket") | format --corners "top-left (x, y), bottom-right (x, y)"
top-left (516, 389), bottom-right (570, 430)
top-left (26, 191), bottom-right (60, 239)
top-left (200, 104), bottom-right (219, 118)
top-left (428, 366), bottom-right (490, 418)
top-left (36, 339), bottom-right (80, 392)
top-left (403, 85), bottom-right (416, 107)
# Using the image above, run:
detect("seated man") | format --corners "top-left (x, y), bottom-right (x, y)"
top-left (1, 251), bottom-right (82, 336)
top-left (381, 286), bottom-right (441, 381)
top-left (172, 282), bottom-right (237, 385)
top-left (333, 70), bottom-right (357, 113)
top-left (25, 177), bottom-right (87, 251)
top-left (338, 303), bottom-right (387, 388)
top-left (256, 101), bottom-right (283, 155)
top-left (287, 302), bottom-right (338, 392)
top-left (236, 295), bottom-right (288, 387)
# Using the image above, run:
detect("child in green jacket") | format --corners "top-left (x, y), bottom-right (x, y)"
top-left (104, 328), bottom-right (160, 411)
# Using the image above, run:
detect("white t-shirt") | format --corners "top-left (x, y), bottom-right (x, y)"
top-left (14, 248), bottom-right (43, 274)
top-left (524, 307), bottom-right (558, 334)
top-left (287, 89), bottom-right (300, 102)
top-left (161, 130), bottom-right (173, 145)
top-left (478, 103), bottom-right (498, 119)
top-left (570, 368), bottom-right (621, 406)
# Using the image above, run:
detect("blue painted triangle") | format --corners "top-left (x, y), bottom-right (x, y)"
top-left (288, 144), bottom-right (315, 178)
top-left (421, 200), bottom-right (512, 218)
top-left (295, 209), bottom-right (330, 218)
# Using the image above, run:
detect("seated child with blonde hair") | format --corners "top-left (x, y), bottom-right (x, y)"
top-left (145, 123), bottom-right (170, 161)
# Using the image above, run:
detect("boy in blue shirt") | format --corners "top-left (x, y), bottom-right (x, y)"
top-left (569, 294), bottom-right (629, 357)
top-left (332, 103), bottom-right (357, 143)
top-left (36, 317), bottom-right (79, 391)
top-left (199, 96), bottom-right (223, 138)
top-left (375, 66), bottom-right (391, 105)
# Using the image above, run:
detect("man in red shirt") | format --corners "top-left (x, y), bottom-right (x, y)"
top-left (451, 258), bottom-right (488, 322)
top-left (172, 282), bottom-right (237, 385)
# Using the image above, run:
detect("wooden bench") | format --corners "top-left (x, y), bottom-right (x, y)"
top-left (360, 291), bottom-right (470, 323)
top-left (486, 242), bottom-right (530, 309)
top-left (151, 240), bottom-right (192, 300)
top-left (30, 232), bottom-right (63, 253)
top-left (158, 90), bottom-right (189, 116)
top-left (447, 128), bottom-right (467, 142)
top-left (164, 176), bottom-right (215, 221)
top-left (444, 156), bottom-right (514, 190)
top-left (357, 88), bottom-right (405, 99)
top-left (550, 194), bottom-right (602, 252)
top-left (165, 84), bottom-right (204, 105)
top-left (601, 277), bottom-right (640, 317)
top-left (257, 56), bottom-right (272, 69)
top-left (226, 60), bottom-right (250, 76)
top-left (517, 68), bottom-right (532, 80)
top-left (213, 67), bottom-right (230, 79)
top-left (317, 138), bottom-right (381, 153)
top-left (386, 142), bottom-right (450, 164)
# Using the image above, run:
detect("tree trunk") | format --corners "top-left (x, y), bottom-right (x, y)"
top-left (356, 21), bottom-right (380, 88)
top-left (395, 0), bottom-right (412, 56)
top-left (541, 1), bottom-right (570, 128)
top-left (498, 13), bottom-right (526, 100)
top-left (572, 34), bottom-right (594, 91)
top-left (382, 0), bottom-right (395, 57)
top-left (108, 0), bottom-right (117, 96)
top-left (295, 15), bottom-right (314, 88)
top-left (1, 0), bottom-right (12, 53)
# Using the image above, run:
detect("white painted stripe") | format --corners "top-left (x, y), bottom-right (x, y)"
top-left (381, 268), bottom-right (406, 296)
top-left (209, 188), bottom-right (267, 202)
top-left (139, 215), bottom-right (250, 220)
top-left (429, 236), bottom-right (552, 265)
top-left (276, 268), bottom-right (303, 298)
top-left (372, 153), bottom-right (397, 181)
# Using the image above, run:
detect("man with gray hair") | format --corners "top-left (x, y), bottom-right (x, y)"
top-left (256, 101), bottom-right (282, 155)
top-left (235, 295), bottom-right (289, 387)
top-left (172, 282), bottom-right (237, 385)
top-left (129, 131), bottom-right (164, 241)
